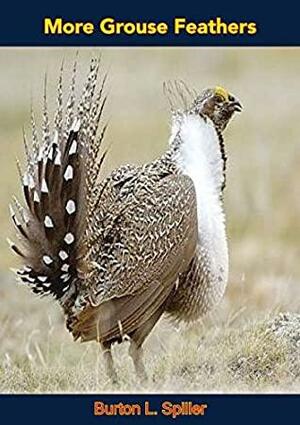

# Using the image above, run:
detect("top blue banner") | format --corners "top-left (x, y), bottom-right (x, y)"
top-left (0, 0), bottom-right (299, 46)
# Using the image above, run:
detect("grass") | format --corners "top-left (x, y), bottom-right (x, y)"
top-left (1, 48), bottom-right (300, 392)
top-left (1, 277), bottom-right (300, 393)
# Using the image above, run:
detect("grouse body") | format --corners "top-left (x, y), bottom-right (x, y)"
top-left (9, 59), bottom-right (241, 379)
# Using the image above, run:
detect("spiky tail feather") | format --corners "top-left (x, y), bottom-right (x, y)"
top-left (9, 57), bottom-right (108, 302)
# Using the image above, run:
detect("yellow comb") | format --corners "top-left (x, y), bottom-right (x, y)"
top-left (214, 86), bottom-right (229, 101)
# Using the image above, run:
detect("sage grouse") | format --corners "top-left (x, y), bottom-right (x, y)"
top-left (9, 58), bottom-right (242, 380)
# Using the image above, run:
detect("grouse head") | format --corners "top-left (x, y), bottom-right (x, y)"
top-left (193, 86), bottom-right (242, 132)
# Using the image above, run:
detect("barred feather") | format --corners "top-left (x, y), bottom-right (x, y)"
top-left (9, 57), bottom-right (108, 301)
top-left (42, 73), bottom-right (51, 152)
top-left (65, 55), bottom-right (78, 136)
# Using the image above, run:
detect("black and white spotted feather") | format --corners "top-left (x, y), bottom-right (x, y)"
top-left (9, 57), bottom-right (108, 300)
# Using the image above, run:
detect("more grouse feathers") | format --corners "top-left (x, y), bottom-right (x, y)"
top-left (9, 59), bottom-right (241, 379)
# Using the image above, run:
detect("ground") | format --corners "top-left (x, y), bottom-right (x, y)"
top-left (1, 49), bottom-right (300, 392)
top-left (1, 276), bottom-right (300, 392)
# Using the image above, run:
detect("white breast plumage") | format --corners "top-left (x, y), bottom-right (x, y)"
top-left (172, 113), bottom-right (229, 292)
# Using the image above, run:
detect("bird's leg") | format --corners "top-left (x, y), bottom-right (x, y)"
top-left (101, 343), bottom-right (118, 383)
top-left (129, 340), bottom-right (147, 382)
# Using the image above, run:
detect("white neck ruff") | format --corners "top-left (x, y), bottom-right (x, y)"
top-left (171, 114), bottom-right (228, 286)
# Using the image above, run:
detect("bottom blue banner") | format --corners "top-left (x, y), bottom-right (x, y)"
top-left (0, 394), bottom-right (298, 424)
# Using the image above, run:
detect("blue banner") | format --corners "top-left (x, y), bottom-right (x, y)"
top-left (0, 394), bottom-right (299, 424)
top-left (0, 0), bottom-right (299, 45)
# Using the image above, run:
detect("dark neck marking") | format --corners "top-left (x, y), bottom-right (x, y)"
top-left (215, 126), bottom-right (227, 194)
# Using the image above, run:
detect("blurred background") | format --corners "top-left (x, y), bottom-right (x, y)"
top-left (0, 48), bottom-right (300, 391)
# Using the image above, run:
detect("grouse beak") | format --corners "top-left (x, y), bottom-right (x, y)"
top-left (229, 97), bottom-right (243, 113)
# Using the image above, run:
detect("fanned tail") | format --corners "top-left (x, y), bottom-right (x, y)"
top-left (9, 57), bottom-right (108, 301)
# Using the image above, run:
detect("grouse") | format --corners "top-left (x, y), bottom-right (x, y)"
top-left (9, 58), bottom-right (242, 380)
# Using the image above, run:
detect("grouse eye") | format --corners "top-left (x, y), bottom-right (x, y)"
top-left (228, 94), bottom-right (235, 102)
top-left (214, 94), bottom-right (225, 103)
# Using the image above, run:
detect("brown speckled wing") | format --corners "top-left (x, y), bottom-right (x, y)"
top-left (73, 174), bottom-right (198, 344)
